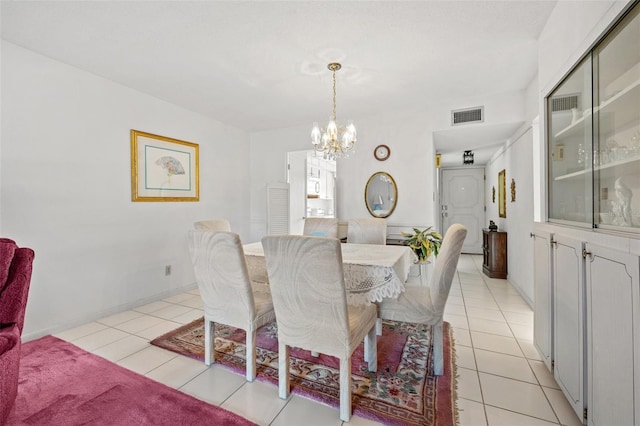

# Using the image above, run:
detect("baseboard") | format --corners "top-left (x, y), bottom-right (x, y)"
top-left (22, 282), bottom-right (198, 342)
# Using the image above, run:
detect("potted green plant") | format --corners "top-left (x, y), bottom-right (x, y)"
top-left (401, 226), bottom-right (443, 263)
top-left (402, 226), bottom-right (443, 286)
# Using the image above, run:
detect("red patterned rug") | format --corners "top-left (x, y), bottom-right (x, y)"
top-left (151, 318), bottom-right (457, 425)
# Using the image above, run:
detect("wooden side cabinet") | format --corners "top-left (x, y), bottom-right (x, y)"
top-left (482, 229), bottom-right (507, 279)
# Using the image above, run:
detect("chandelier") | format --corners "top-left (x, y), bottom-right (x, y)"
top-left (311, 62), bottom-right (357, 160)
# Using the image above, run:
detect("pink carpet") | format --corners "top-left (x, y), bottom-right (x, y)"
top-left (5, 335), bottom-right (256, 426)
top-left (152, 319), bottom-right (457, 425)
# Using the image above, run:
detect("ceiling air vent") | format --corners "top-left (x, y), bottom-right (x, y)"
top-left (551, 94), bottom-right (580, 112)
top-left (451, 106), bottom-right (484, 126)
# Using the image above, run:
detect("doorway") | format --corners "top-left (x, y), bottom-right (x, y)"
top-left (440, 167), bottom-right (485, 254)
top-left (287, 150), bottom-right (336, 235)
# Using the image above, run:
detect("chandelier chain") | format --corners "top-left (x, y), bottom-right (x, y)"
top-left (332, 68), bottom-right (337, 121)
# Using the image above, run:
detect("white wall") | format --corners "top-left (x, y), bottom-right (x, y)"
top-left (249, 126), bottom-right (309, 242)
top-left (485, 127), bottom-right (535, 304)
top-left (1, 42), bottom-right (251, 340)
top-left (249, 108), bottom-right (438, 242)
top-left (482, 75), bottom-right (539, 305)
top-left (337, 110), bottom-right (437, 229)
top-left (538, 1), bottom-right (630, 96)
top-left (249, 91), bottom-right (528, 242)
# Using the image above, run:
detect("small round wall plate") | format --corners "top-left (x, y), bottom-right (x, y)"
top-left (374, 144), bottom-right (390, 161)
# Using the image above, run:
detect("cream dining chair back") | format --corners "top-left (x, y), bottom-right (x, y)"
top-left (302, 217), bottom-right (339, 238)
top-left (187, 230), bottom-right (275, 381)
top-left (346, 217), bottom-right (387, 245)
top-left (193, 219), bottom-right (231, 232)
top-left (261, 235), bottom-right (378, 422)
top-left (379, 223), bottom-right (467, 375)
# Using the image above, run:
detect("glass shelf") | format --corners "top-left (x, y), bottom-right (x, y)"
top-left (554, 155), bottom-right (640, 181)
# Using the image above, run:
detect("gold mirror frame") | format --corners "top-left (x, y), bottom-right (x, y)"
top-left (498, 169), bottom-right (506, 218)
top-left (365, 172), bottom-right (397, 218)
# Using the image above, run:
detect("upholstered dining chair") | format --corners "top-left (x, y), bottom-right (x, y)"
top-left (302, 217), bottom-right (339, 238)
top-left (346, 217), bottom-right (387, 245)
top-left (379, 223), bottom-right (467, 375)
top-left (261, 235), bottom-right (378, 422)
top-left (187, 230), bottom-right (275, 382)
top-left (193, 219), bottom-right (231, 232)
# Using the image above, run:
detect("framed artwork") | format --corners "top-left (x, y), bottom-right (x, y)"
top-left (498, 169), bottom-right (506, 218)
top-left (130, 130), bottom-right (199, 202)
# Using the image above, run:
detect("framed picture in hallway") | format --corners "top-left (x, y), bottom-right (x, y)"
top-left (498, 169), bottom-right (506, 218)
top-left (130, 130), bottom-right (199, 202)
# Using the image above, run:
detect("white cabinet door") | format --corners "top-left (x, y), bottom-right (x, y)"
top-left (585, 243), bottom-right (640, 426)
top-left (533, 228), bottom-right (554, 371)
top-left (553, 234), bottom-right (585, 421)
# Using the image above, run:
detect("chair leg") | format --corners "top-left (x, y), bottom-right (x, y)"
top-left (278, 341), bottom-right (290, 399)
top-left (204, 319), bottom-right (215, 366)
top-left (246, 329), bottom-right (257, 381)
top-left (375, 317), bottom-right (382, 336)
top-left (365, 324), bottom-right (377, 372)
top-left (339, 357), bottom-right (352, 422)
top-left (433, 323), bottom-right (443, 376)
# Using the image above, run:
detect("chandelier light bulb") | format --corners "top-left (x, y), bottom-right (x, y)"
top-left (311, 122), bottom-right (321, 146)
top-left (327, 118), bottom-right (338, 139)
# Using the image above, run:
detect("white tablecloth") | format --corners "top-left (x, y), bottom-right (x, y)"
top-left (243, 241), bottom-right (416, 305)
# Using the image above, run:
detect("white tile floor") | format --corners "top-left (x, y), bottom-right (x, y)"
top-left (53, 255), bottom-right (582, 426)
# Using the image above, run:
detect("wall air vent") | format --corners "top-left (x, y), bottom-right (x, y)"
top-left (551, 94), bottom-right (580, 112)
top-left (451, 106), bottom-right (484, 126)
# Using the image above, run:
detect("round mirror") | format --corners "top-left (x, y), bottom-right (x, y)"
top-left (365, 172), bottom-right (397, 218)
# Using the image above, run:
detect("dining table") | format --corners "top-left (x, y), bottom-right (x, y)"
top-left (242, 241), bottom-right (417, 306)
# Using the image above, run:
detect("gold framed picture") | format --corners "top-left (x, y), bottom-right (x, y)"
top-left (130, 130), bottom-right (199, 202)
top-left (498, 169), bottom-right (506, 218)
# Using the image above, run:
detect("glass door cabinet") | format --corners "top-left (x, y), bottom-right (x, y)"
top-left (547, 3), bottom-right (640, 231)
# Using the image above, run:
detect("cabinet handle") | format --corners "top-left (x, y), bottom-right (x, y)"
top-left (530, 232), bottom-right (535, 238)
top-left (550, 239), bottom-right (557, 247)
top-left (582, 249), bottom-right (592, 259)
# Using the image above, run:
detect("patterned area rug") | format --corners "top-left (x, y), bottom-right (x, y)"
top-left (151, 318), bottom-right (457, 425)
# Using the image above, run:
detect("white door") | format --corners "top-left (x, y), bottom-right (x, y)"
top-left (532, 229), bottom-right (553, 371)
top-left (553, 235), bottom-right (585, 421)
top-left (585, 243), bottom-right (640, 426)
top-left (441, 167), bottom-right (484, 254)
top-left (287, 151), bottom-right (307, 235)
top-left (267, 182), bottom-right (290, 235)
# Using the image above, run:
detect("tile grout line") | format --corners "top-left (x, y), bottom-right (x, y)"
top-left (456, 266), bottom-right (490, 426)
top-left (469, 255), bottom-right (563, 425)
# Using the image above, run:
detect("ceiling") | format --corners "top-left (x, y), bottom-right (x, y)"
top-left (1, 1), bottom-right (557, 165)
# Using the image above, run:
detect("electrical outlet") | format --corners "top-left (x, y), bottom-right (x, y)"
top-left (165, 265), bottom-right (171, 276)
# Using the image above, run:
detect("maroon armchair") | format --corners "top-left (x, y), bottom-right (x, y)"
top-left (0, 238), bottom-right (35, 425)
